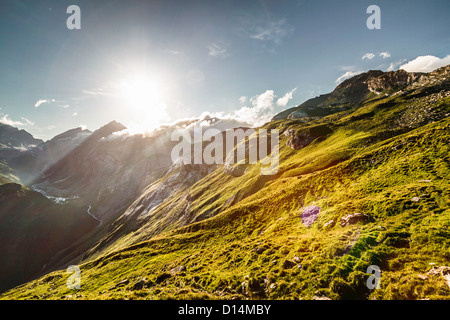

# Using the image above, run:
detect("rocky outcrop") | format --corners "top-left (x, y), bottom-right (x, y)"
top-left (286, 131), bottom-right (314, 150)
top-left (272, 69), bottom-right (427, 121)
top-left (284, 124), bottom-right (332, 150)
top-left (367, 70), bottom-right (423, 93)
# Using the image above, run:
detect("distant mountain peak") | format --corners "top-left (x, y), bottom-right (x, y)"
top-left (0, 123), bottom-right (44, 150)
top-left (50, 127), bottom-right (92, 142)
top-left (90, 121), bottom-right (127, 140)
top-left (100, 120), bottom-right (126, 132)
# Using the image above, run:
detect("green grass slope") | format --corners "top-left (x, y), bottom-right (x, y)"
top-left (1, 69), bottom-right (449, 300)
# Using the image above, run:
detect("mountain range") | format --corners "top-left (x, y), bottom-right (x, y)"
top-left (0, 65), bottom-right (449, 299)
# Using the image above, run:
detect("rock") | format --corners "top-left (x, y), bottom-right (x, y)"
top-left (113, 279), bottom-right (129, 288)
top-left (340, 213), bottom-right (369, 227)
top-left (313, 295), bottom-right (332, 300)
top-left (287, 110), bottom-right (308, 119)
top-left (286, 132), bottom-right (314, 150)
top-left (283, 128), bottom-right (296, 137)
top-left (282, 259), bottom-right (297, 269)
top-left (169, 265), bottom-right (186, 275)
top-left (367, 69), bottom-right (421, 94)
top-left (252, 246), bottom-right (268, 254)
top-left (411, 196), bottom-right (421, 202)
top-left (418, 274), bottom-right (428, 280)
top-left (301, 205), bottom-right (320, 227)
top-left (324, 220), bottom-right (335, 228)
top-left (268, 283), bottom-right (277, 292)
top-left (427, 266), bottom-right (450, 289)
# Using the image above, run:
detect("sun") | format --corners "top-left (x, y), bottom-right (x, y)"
top-left (118, 73), bottom-right (169, 131)
top-left (119, 74), bottom-right (163, 109)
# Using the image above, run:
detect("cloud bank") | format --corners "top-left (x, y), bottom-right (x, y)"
top-left (400, 55), bottom-right (450, 72)
top-left (0, 114), bottom-right (34, 127)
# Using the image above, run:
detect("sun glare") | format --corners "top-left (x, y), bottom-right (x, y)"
top-left (118, 73), bottom-right (169, 131)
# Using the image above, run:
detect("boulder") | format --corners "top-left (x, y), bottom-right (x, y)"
top-left (169, 265), bottom-right (187, 275)
top-left (286, 132), bottom-right (314, 150)
top-left (301, 205), bottom-right (320, 227)
top-left (340, 213), bottom-right (369, 227)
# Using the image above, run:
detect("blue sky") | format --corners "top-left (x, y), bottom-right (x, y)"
top-left (0, 0), bottom-right (449, 140)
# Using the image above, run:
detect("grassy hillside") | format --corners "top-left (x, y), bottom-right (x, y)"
top-left (0, 160), bottom-right (20, 185)
top-left (0, 182), bottom-right (100, 293)
top-left (2, 75), bottom-right (449, 300)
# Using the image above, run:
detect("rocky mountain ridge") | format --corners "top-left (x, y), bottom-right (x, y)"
top-left (272, 67), bottom-right (449, 121)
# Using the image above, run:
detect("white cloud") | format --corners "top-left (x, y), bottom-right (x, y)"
top-left (61, 104), bottom-right (71, 108)
top-left (72, 111), bottom-right (78, 116)
top-left (207, 42), bottom-right (230, 58)
top-left (276, 88), bottom-right (297, 107)
top-left (236, 15), bottom-right (294, 46)
top-left (81, 88), bottom-right (111, 96)
top-left (249, 90), bottom-right (275, 113)
top-left (335, 70), bottom-right (364, 85)
top-left (250, 18), bottom-right (294, 44)
top-left (34, 100), bottom-right (47, 108)
top-left (379, 51), bottom-right (391, 59)
top-left (209, 89), bottom-right (294, 127)
top-left (21, 117), bottom-right (34, 126)
top-left (34, 99), bottom-right (55, 108)
top-left (0, 114), bottom-right (34, 127)
top-left (387, 59), bottom-right (407, 72)
top-left (190, 90), bottom-right (279, 128)
top-left (239, 96), bottom-right (247, 104)
top-left (362, 53), bottom-right (375, 60)
top-left (399, 55), bottom-right (450, 72)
